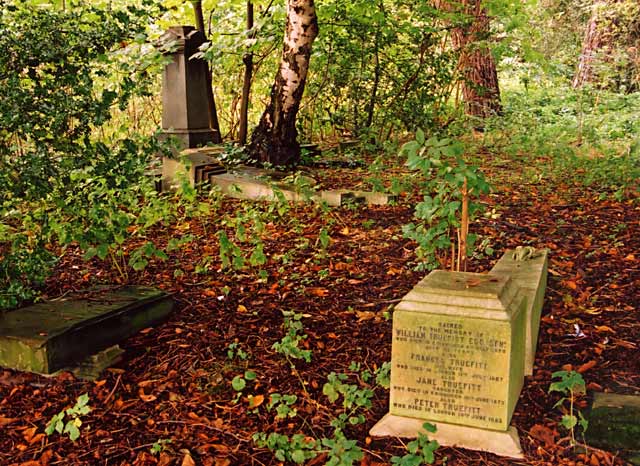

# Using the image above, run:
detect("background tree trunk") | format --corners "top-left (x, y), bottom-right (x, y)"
top-left (573, 2), bottom-right (606, 88)
top-left (444, 0), bottom-right (502, 118)
top-left (248, 0), bottom-right (319, 166)
top-left (238, 1), bottom-right (254, 146)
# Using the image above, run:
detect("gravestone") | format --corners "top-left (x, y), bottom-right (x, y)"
top-left (587, 392), bottom-right (640, 464)
top-left (489, 247), bottom-right (549, 375)
top-left (0, 287), bottom-right (173, 376)
top-left (158, 26), bottom-right (217, 149)
top-left (370, 271), bottom-right (527, 458)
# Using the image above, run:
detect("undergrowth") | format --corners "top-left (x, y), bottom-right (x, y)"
top-left (482, 84), bottom-right (640, 200)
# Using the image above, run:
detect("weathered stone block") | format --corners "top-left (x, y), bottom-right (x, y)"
top-left (587, 392), bottom-right (640, 453)
top-left (0, 287), bottom-right (173, 374)
top-left (162, 149), bottom-right (225, 191)
top-left (159, 26), bottom-right (215, 149)
top-left (390, 271), bottom-right (526, 431)
top-left (490, 248), bottom-right (548, 375)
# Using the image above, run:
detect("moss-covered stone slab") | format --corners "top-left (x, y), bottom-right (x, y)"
top-left (0, 286), bottom-right (173, 375)
top-left (586, 392), bottom-right (640, 455)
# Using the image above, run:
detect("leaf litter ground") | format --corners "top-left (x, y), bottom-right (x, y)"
top-left (0, 158), bottom-right (638, 466)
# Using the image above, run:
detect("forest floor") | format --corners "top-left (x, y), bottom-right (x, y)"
top-left (0, 150), bottom-right (638, 466)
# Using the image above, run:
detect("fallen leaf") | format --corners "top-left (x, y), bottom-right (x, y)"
top-left (29, 433), bottom-right (45, 444)
top-left (0, 416), bottom-right (17, 426)
top-left (465, 278), bottom-right (482, 287)
top-left (181, 451), bottom-right (196, 466)
top-left (355, 311), bottom-right (376, 322)
top-left (39, 450), bottom-right (53, 465)
top-left (248, 394), bottom-right (265, 408)
top-left (215, 459), bottom-right (231, 466)
top-left (22, 426), bottom-right (37, 443)
top-left (138, 389), bottom-right (157, 403)
top-left (578, 360), bottom-right (597, 373)
top-left (530, 424), bottom-right (557, 448)
top-left (595, 325), bottom-right (615, 334)
top-left (237, 304), bottom-right (248, 313)
top-left (307, 287), bottom-right (329, 297)
top-left (587, 382), bottom-right (603, 391)
top-left (158, 452), bottom-right (174, 466)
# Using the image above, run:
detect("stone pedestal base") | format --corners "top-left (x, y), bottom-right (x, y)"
top-left (370, 413), bottom-right (524, 459)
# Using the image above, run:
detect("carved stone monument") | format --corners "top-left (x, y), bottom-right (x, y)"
top-left (159, 26), bottom-right (217, 149)
top-left (370, 271), bottom-right (527, 458)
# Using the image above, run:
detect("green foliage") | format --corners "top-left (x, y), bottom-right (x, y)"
top-left (0, 0), bottom-right (167, 308)
top-left (267, 393), bottom-right (298, 419)
top-left (253, 429), bottom-right (364, 466)
top-left (253, 432), bottom-right (319, 465)
top-left (549, 370), bottom-right (588, 443)
top-left (320, 430), bottom-right (364, 466)
top-left (484, 86), bottom-right (640, 199)
top-left (150, 438), bottom-right (172, 455)
top-left (232, 370), bottom-right (257, 392)
top-left (272, 311), bottom-right (312, 364)
top-left (323, 370), bottom-right (374, 430)
top-left (375, 362), bottom-right (391, 389)
top-left (45, 393), bottom-right (91, 442)
top-left (226, 341), bottom-right (248, 361)
top-left (402, 132), bottom-right (490, 271)
top-left (306, 1), bottom-right (457, 139)
top-left (0, 234), bottom-right (56, 310)
top-left (391, 423), bottom-right (439, 465)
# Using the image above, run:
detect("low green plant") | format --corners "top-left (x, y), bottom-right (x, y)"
top-left (45, 393), bottom-right (91, 442)
top-left (267, 393), bottom-right (298, 419)
top-left (231, 370), bottom-right (257, 403)
top-left (323, 371), bottom-right (374, 428)
top-left (375, 362), bottom-right (392, 389)
top-left (150, 438), bottom-right (172, 455)
top-left (232, 370), bottom-right (257, 392)
top-left (226, 342), bottom-right (248, 361)
top-left (128, 241), bottom-right (169, 272)
top-left (549, 370), bottom-right (589, 445)
top-left (320, 429), bottom-right (364, 466)
top-left (253, 429), bottom-right (364, 466)
top-left (272, 311), bottom-right (312, 364)
top-left (391, 422), bottom-right (439, 465)
top-left (253, 432), bottom-right (319, 464)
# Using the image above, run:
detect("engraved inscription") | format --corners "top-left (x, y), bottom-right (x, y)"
top-left (390, 312), bottom-right (512, 430)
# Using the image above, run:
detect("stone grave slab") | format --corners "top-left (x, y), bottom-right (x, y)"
top-left (369, 414), bottom-right (524, 458)
top-left (0, 286), bottom-right (173, 375)
top-left (489, 248), bottom-right (549, 375)
top-left (587, 392), bottom-right (640, 462)
top-left (370, 270), bottom-right (526, 458)
top-left (162, 147), bottom-right (226, 191)
top-left (209, 167), bottom-right (395, 207)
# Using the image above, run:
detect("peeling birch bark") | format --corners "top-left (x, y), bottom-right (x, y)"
top-left (248, 0), bottom-right (318, 166)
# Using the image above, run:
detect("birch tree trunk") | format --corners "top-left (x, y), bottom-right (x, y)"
top-left (248, 0), bottom-right (318, 166)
